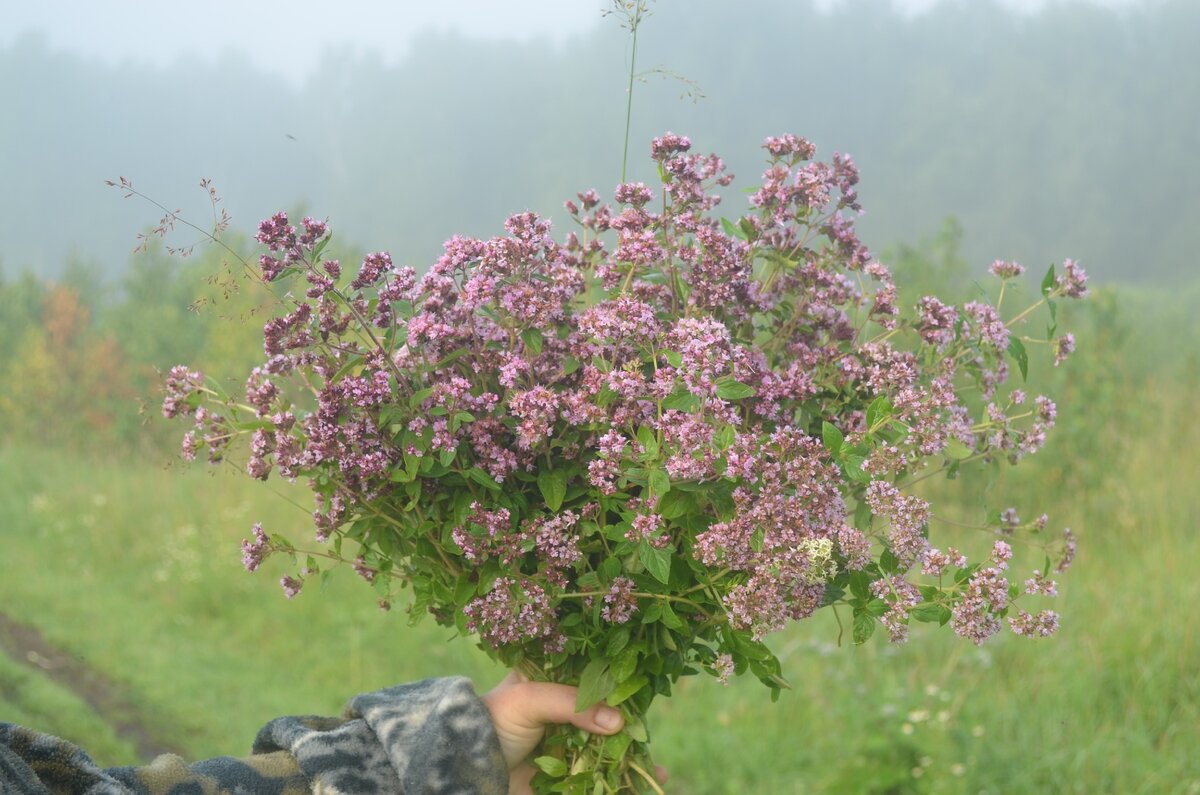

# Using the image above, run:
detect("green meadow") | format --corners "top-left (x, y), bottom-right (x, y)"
top-left (1, 280), bottom-right (1198, 793)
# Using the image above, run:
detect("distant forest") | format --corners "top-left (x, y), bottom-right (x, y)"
top-left (1, 0), bottom-right (1196, 284)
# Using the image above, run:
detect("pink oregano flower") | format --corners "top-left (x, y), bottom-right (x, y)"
top-left (165, 132), bottom-right (1085, 791)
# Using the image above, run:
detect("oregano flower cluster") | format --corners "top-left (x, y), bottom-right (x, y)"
top-left (167, 133), bottom-right (1083, 793)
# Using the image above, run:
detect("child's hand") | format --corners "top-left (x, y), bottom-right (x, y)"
top-left (481, 671), bottom-right (624, 793)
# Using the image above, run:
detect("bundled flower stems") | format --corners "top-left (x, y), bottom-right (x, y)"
top-left (166, 134), bottom-right (1085, 793)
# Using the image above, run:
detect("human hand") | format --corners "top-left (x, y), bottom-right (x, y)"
top-left (481, 671), bottom-right (625, 793)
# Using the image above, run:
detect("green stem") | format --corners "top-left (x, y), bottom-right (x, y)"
top-left (560, 589), bottom-right (712, 618)
top-left (621, 18), bottom-right (638, 183)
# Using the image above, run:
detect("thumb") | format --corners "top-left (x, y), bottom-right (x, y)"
top-left (483, 679), bottom-right (625, 769)
top-left (505, 681), bottom-right (625, 735)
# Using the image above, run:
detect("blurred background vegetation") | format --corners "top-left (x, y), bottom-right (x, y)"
top-left (1, 0), bottom-right (1197, 792)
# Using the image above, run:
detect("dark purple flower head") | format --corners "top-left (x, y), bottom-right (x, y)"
top-left (1056, 259), bottom-right (1089, 298)
top-left (989, 260), bottom-right (1025, 279)
top-left (614, 182), bottom-right (655, 207)
top-left (464, 577), bottom-right (557, 648)
top-left (163, 365), bottom-right (204, 419)
top-left (964, 301), bottom-right (1009, 350)
top-left (280, 575), bottom-right (303, 599)
top-left (241, 523), bottom-right (270, 572)
top-left (299, 216), bottom-right (329, 247)
top-left (1054, 333), bottom-right (1076, 367)
top-left (763, 134), bottom-right (816, 160)
top-left (651, 132), bottom-right (692, 159)
top-left (256, 211), bottom-right (295, 252)
top-left (352, 251), bottom-right (393, 290)
top-left (602, 576), bottom-right (638, 624)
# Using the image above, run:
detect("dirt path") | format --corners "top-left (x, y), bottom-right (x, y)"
top-left (0, 611), bottom-right (181, 760)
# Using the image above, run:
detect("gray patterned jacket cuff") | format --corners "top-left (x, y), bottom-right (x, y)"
top-left (253, 675), bottom-right (509, 794)
top-left (1, 676), bottom-right (509, 794)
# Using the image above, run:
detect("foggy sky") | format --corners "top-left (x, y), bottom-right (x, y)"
top-left (5, 0), bottom-right (1154, 87)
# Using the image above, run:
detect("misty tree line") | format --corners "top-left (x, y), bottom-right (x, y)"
top-left (1, 0), bottom-right (1197, 287)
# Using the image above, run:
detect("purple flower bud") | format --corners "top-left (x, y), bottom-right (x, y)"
top-left (1056, 259), bottom-right (1089, 298)
top-left (280, 574), bottom-right (303, 599)
top-left (989, 260), bottom-right (1025, 279)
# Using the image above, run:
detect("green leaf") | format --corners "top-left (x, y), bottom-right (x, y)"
top-left (522, 328), bottom-right (544, 355)
top-left (599, 556), bottom-right (622, 581)
top-left (466, 467), bottom-right (502, 491)
top-left (707, 486), bottom-right (735, 520)
top-left (538, 470), bottom-right (568, 512)
top-left (659, 622), bottom-right (678, 651)
top-left (713, 424), bottom-right (736, 451)
top-left (647, 469), bottom-right (670, 499)
top-left (659, 602), bottom-right (684, 630)
top-left (844, 455), bottom-right (870, 483)
top-left (1041, 263), bottom-right (1057, 296)
top-left (656, 490), bottom-right (692, 520)
top-left (854, 500), bottom-right (872, 531)
top-left (750, 526), bottom-right (765, 553)
top-left (601, 730), bottom-right (634, 760)
top-left (433, 347), bottom-right (471, 370)
top-left (729, 631), bottom-right (772, 661)
top-left (715, 378), bottom-right (756, 400)
top-left (575, 658), bottom-right (615, 712)
top-left (1008, 336), bottom-right (1029, 382)
top-left (853, 611), bottom-right (877, 644)
top-left (639, 542), bottom-right (672, 584)
top-left (848, 571), bottom-right (872, 602)
top-left (865, 598), bottom-right (888, 617)
top-left (866, 396), bottom-right (892, 433)
top-left (595, 385), bottom-right (618, 408)
top-left (945, 437), bottom-right (974, 460)
top-left (312, 234), bottom-right (332, 261)
top-left (533, 756), bottom-right (568, 777)
top-left (453, 575), bottom-right (477, 604)
top-left (438, 448), bottom-right (457, 467)
top-left (563, 355), bottom-right (581, 376)
top-left (879, 548), bottom-right (901, 575)
top-left (625, 715), bottom-right (648, 743)
top-left (636, 425), bottom-right (659, 460)
top-left (721, 216), bottom-right (748, 241)
top-left (821, 421), bottom-right (844, 457)
top-left (606, 627), bottom-right (631, 658)
top-left (910, 603), bottom-right (949, 624)
top-left (661, 389), bottom-right (699, 411)
top-left (409, 387), bottom-right (434, 409)
top-left (610, 648), bottom-right (639, 683)
top-left (663, 349), bottom-right (683, 368)
top-left (918, 585), bottom-right (941, 601)
top-left (607, 675), bottom-right (648, 707)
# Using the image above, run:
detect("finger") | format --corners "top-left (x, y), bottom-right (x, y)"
top-left (655, 764), bottom-right (669, 784)
top-left (509, 761), bottom-right (536, 795)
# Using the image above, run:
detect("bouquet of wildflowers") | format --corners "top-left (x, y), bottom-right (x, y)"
top-left (164, 133), bottom-right (1083, 793)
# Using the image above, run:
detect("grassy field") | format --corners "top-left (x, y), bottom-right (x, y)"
top-left (1, 287), bottom-right (1198, 793)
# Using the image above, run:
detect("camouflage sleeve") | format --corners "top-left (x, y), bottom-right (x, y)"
top-left (0, 676), bottom-right (508, 794)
